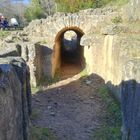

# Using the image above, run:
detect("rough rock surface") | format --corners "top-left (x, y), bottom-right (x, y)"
top-left (0, 57), bottom-right (31, 140)
top-left (122, 0), bottom-right (140, 21)
top-left (121, 59), bottom-right (140, 140)
top-left (81, 34), bottom-right (140, 100)
top-left (0, 6), bottom-right (124, 87)
top-left (0, 0), bottom-right (140, 139)
top-left (0, 43), bottom-right (20, 57)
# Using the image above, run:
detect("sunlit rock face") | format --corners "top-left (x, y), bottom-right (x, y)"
top-left (122, 0), bottom-right (140, 21)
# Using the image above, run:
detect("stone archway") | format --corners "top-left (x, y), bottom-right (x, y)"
top-left (52, 26), bottom-right (85, 79)
top-left (22, 9), bottom-right (120, 86)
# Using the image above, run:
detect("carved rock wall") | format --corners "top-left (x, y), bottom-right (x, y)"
top-left (82, 34), bottom-right (140, 100)
top-left (0, 57), bottom-right (31, 140)
top-left (122, 0), bottom-right (140, 21)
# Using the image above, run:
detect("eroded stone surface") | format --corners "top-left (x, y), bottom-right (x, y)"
top-left (121, 59), bottom-right (140, 140)
top-left (122, 0), bottom-right (140, 21)
top-left (0, 57), bottom-right (31, 140)
top-left (0, 1), bottom-right (140, 139)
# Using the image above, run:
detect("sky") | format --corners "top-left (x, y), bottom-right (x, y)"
top-left (12, 0), bottom-right (30, 4)
top-left (23, 0), bottom-right (30, 4)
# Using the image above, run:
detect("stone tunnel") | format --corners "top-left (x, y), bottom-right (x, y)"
top-left (0, 0), bottom-right (140, 139)
top-left (1, 1), bottom-right (140, 139)
top-left (52, 26), bottom-right (85, 79)
top-left (21, 7), bottom-right (140, 102)
top-left (22, 12), bottom-right (105, 86)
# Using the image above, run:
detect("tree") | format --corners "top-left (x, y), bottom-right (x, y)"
top-left (38, 0), bottom-right (55, 16)
top-left (24, 0), bottom-right (45, 22)
top-left (0, 0), bottom-right (27, 25)
top-left (0, 0), bottom-right (13, 17)
top-left (24, 0), bottom-right (56, 22)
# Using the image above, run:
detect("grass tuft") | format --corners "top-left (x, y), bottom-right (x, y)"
top-left (30, 126), bottom-right (57, 140)
top-left (80, 68), bottom-right (88, 77)
top-left (92, 86), bottom-right (122, 140)
top-left (112, 16), bottom-right (123, 24)
top-left (30, 109), bottom-right (41, 120)
top-left (0, 31), bottom-right (10, 39)
top-left (39, 75), bottom-right (60, 86)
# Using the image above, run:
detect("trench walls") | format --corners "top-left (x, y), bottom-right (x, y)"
top-left (22, 2), bottom-right (140, 139)
top-left (0, 0), bottom-right (140, 139)
top-left (22, 6), bottom-right (120, 86)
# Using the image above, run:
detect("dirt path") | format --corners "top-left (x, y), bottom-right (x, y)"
top-left (61, 62), bottom-right (83, 79)
top-left (31, 74), bottom-right (105, 140)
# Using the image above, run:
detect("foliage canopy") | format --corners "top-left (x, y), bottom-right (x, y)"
top-left (24, 0), bottom-right (45, 22)
top-left (24, 0), bottom-right (129, 21)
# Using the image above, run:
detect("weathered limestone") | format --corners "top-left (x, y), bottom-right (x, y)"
top-left (23, 6), bottom-right (120, 47)
top-left (81, 34), bottom-right (140, 100)
top-left (0, 57), bottom-right (31, 140)
top-left (0, 1), bottom-right (139, 139)
top-left (0, 6), bottom-right (122, 86)
top-left (20, 42), bottom-right (53, 86)
top-left (122, 0), bottom-right (140, 21)
top-left (1, 2), bottom-right (139, 88)
top-left (0, 43), bottom-right (21, 57)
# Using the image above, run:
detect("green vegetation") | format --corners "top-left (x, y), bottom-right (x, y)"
top-left (93, 0), bottom-right (129, 8)
top-left (0, 31), bottom-right (10, 39)
top-left (56, 0), bottom-right (94, 13)
top-left (109, 0), bottom-right (129, 6)
top-left (39, 74), bottom-right (60, 86)
top-left (30, 109), bottom-right (41, 120)
top-left (92, 86), bottom-right (122, 140)
top-left (31, 74), bottom-right (60, 93)
top-left (30, 107), bottom-right (57, 139)
top-left (80, 68), bottom-right (88, 77)
top-left (30, 126), bottom-right (57, 140)
top-left (56, 0), bottom-right (129, 13)
top-left (24, 0), bottom-right (129, 20)
top-left (24, 0), bottom-right (45, 22)
top-left (40, 40), bottom-right (48, 45)
top-left (111, 16), bottom-right (122, 24)
top-left (31, 85), bottom-right (44, 94)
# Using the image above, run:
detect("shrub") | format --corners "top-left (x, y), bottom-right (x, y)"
top-left (0, 31), bottom-right (10, 39)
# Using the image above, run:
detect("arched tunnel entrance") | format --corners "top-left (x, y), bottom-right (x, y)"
top-left (52, 27), bottom-right (85, 79)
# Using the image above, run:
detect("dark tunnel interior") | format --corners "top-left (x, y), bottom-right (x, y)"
top-left (52, 27), bottom-right (85, 79)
